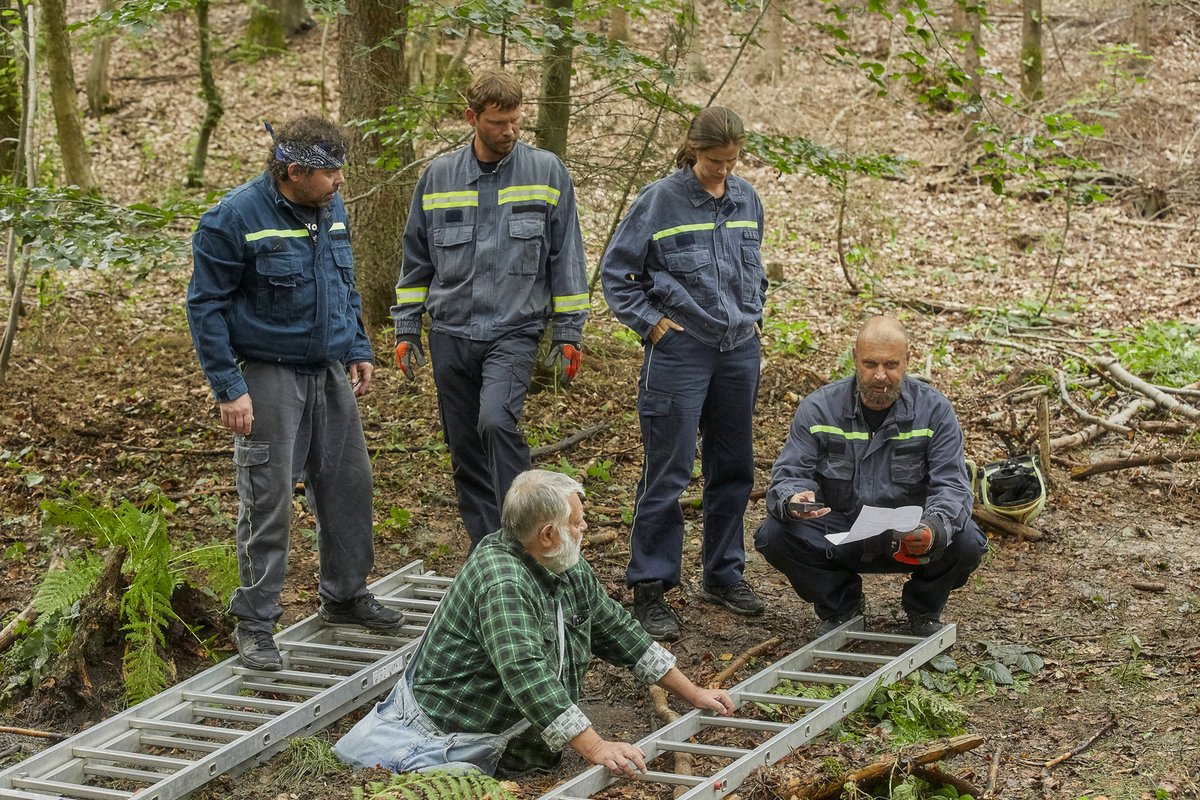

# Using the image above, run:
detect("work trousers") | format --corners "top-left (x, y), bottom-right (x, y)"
top-left (626, 332), bottom-right (760, 589)
top-left (429, 329), bottom-right (540, 546)
top-left (228, 361), bottom-right (375, 632)
top-left (753, 510), bottom-right (986, 621)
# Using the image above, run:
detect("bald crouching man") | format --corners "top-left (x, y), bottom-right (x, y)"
top-left (754, 317), bottom-right (986, 636)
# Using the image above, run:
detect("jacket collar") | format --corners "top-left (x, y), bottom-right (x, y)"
top-left (459, 139), bottom-right (522, 183)
top-left (678, 166), bottom-right (746, 207)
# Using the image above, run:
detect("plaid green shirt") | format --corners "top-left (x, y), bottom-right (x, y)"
top-left (412, 529), bottom-right (675, 775)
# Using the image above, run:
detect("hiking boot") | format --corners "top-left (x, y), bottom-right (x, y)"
top-left (632, 581), bottom-right (683, 642)
top-left (234, 625), bottom-right (282, 671)
top-left (909, 614), bottom-right (944, 638)
top-left (814, 595), bottom-right (866, 636)
top-left (318, 594), bottom-right (404, 631)
top-left (700, 580), bottom-right (765, 616)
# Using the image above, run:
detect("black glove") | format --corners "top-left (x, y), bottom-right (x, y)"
top-left (393, 334), bottom-right (426, 381)
top-left (543, 341), bottom-right (582, 387)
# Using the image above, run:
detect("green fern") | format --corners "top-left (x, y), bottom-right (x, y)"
top-left (353, 770), bottom-right (516, 800)
top-left (32, 553), bottom-right (101, 616)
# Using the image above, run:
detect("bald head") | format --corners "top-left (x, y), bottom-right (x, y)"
top-left (853, 317), bottom-right (908, 410)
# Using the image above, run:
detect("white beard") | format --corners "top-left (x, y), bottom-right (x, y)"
top-left (542, 528), bottom-right (582, 574)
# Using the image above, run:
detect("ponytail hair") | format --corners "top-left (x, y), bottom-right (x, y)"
top-left (674, 106), bottom-right (746, 169)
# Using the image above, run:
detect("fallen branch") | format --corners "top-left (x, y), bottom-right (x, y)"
top-left (787, 734), bottom-right (984, 799)
top-left (972, 507), bottom-right (1043, 541)
top-left (1043, 713), bottom-right (1116, 770)
top-left (1070, 450), bottom-right (1200, 479)
top-left (984, 744), bottom-right (1003, 799)
top-left (1130, 581), bottom-right (1166, 593)
top-left (0, 602), bottom-right (37, 655)
top-left (1056, 371), bottom-right (1132, 434)
top-left (1095, 358), bottom-right (1200, 422)
top-left (707, 637), bottom-right (782, 689)
top-left (1050, 397), bottom-right (1155, 452)
top-left (531, 420), bottom-right (615, 459)
top-left (649, 685), bottom-right (693, 792)
top-left (0, 726), bottom-right (67, 741)
top-left (910, 764), bottom-right (982, 798)
top-left (680, 487), bottom-right (765, 510)
top-left (582, 531), bottom-right (618, 548)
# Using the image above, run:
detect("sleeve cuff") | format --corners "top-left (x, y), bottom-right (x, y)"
top-left (540, 704), bottom-right (591, 752)
top-left (632, 641), bottom-right (676, 684)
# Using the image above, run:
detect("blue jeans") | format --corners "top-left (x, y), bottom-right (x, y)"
top-left (626, 332), bottom-right (760, 589)
top-left (335, 669), bottom-right (528, 776)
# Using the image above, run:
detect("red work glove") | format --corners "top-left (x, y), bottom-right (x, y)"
top-left (543, 341), bottom-right (582, 387)
top-left (393, 334), bottom-right (426, 381)
top-left (893, 518), bottom-right (946, 565)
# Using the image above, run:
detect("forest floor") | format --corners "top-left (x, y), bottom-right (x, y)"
top-left (2, 1), bottom-right (1199, 799)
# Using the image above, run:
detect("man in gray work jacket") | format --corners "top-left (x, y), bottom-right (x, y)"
top-left (754, 317), bottom-right (986, 638)
top-left (188, 116), bottom-right (403, 671)
top-left (391, 70), bottom-right (589, 546)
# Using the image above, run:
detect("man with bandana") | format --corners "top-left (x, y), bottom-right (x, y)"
top-left (754, 317), bottom-right (986, 638)
top-left (187, 116), bottom-right (403, 672)
top-left (335, 469), bottom-right (733, 778)
top-left (390, 70), bottom-right (589, 547)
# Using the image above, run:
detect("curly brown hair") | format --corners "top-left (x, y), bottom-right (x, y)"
top-left (265, 116), bottom-right (348, 182)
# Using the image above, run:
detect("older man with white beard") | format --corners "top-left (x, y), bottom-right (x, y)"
top-left (336, 469), bottom-right (733, 778)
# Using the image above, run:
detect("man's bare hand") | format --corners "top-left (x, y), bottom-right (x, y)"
top-left (687, 687), bottom-right (734, 716)
top-left (649, 317), bottom-right (684, 344)
top-left (219, 394), bottom-right (254, 435)
top-left (582, 738), bottom-right (647, 778)
top-left (349, 361), bottom-right (373, 397)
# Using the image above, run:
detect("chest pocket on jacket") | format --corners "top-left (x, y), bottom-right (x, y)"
top-left (332, 242), bottom-right (356, 313)
top-left (815, 453), bottom-right (856, 511)
top-left (255, 252), bottom-right (303, 322)
top-left (664, 248), bottom-right (716, 306)
top-left (891, 445), bottom-right (929, 485)
top-left (432, 224), bottom-right (475, 284)
top-left (508, 215), bottom-right (546, 276)
top-left (739, 228), bottom-right (764, 306)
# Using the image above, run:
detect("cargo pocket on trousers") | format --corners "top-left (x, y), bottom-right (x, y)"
top-left (637, 390), bottom-right (674, 459)
top-left (233, 439), bottom-right (270, 506)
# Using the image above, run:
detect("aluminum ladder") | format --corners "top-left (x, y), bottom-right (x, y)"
top-left (0, 560), bottom-right (448, 800)
top-left (539, 617), bottom-right (955, 800)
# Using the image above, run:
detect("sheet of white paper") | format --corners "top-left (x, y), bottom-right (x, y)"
top-left (824, 505), bottom-right (923, 546)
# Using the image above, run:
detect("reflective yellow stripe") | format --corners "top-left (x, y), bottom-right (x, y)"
top-left (809, 424), bottom-right (869, 440)
top-left (245, 228), bottom-right (308, 242)
top-left (330, 222), bottom-right (347, 232)
top-left (422, 191), bottom-right (479, 210)
top-left (498, 184), bottom-right (561, 206)
top-left (890, 429), bottom-right (934, 441)
top-left (727, 220), bottom-right (758, 229)
top-left (652, 222), bottom-right (715, 241)
top-left (394, 286), bottom-right (429, 305)
top-left (553, 293), bottom-right (590, 313)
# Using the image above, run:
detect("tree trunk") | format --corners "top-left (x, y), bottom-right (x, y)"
top-left (1130, 0), bottom-right (1150, 75)
top-left (0, 0), bottom-right (21, 176)
top-left (1020, 0), bottom-right (1043, 102)
top-left (40, 0), bottom-right (95, 192)
top-left (609, 8), bottom-right (628, 42)
top-left (339, 0), bottom-right (416, 332)
top-left (187, 0), bottom-right (223, 188)
top-left (682, 0), bottom-right (709, 82)
top-left (950, 1), bottom-right (981, 111)
top-left (84, 0), bottom-right (114, 116)
top-left (534, 0), bottom-right (573, 158)
top-left (748, 0), bottom-right (783, 85)
top-left (246, 0), bottom-right (285, 49)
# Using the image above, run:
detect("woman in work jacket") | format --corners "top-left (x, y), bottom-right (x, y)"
top-left (601, 106), bottom-right (768, 641)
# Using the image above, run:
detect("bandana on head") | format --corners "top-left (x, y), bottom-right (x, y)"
top-left (265, 121), bottom-right (347, 170)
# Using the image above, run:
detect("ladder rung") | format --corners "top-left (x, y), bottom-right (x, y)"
top-left (128, 718), bottom-right (245, 741)
top-left (848, 631), bottom-right (923, 644)
top-left (182, 691), bottom-right (299, 712)
top-left (329, 628), bottom-right (417, 646)
top-left (633, 771), bottom-right (705, 787)
top-left (82, 763), bottom-right (171, 782)
top-left (230, 667), bottom-right (341, 685)
top-left (277, 641), bottom-right (383, 660)
top-left (698, 716), bottom-right (791, 732)
top-left (238, 680), bottom-right (324, 698)
top-left (71, 748), bottom-right (192, 770)
top-left (809, 650), bottom-right (893, 664)
top-left (776, 670), bottom-right (852, 684)
top-left (656, 741), bottom-right (748, 758)
top-left (285, 654), bottom-right (368, 672)
top-left (134, 734), bottom-right (223, 754)
top-left (738, 691), bottom-right (824, 708)
top-left (192, 707), bottom-right (276, 724)
top-left (381, 597), bottom-right (439, 611)
top-left (11, 777), bottom-right (132, 800)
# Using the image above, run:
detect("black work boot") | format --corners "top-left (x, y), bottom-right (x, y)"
top-left (632, 580), bottom-right (683, 641)
top-left (700, 580), bottom-right (765, 616)
top-left (234, 625), bottom-right (282, 671)
top-left (318, 594), bottom-right (404, 631)
top-left (814, 595), bottom-right (867, 636)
